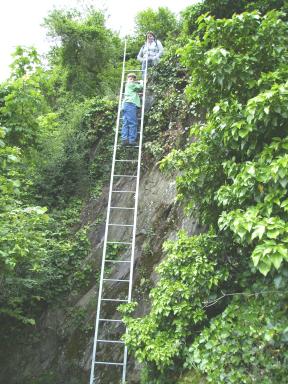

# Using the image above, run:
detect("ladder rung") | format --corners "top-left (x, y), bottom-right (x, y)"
top-left (90, 51), bottom-right (147, 381)
top-left (110, 206), bottom-right (135, 210)
top-left (101, 298), bottom-right (128, 302)
top-left (119, 117), bottom-right (141, 120)
top-left (115, 159), bottom-right (138, 162)
top-left (124, 69), bottom-right (143, 72)
top-left (97, 339), bottom-right (125, 344)
top-left (95, 361), bottom-right (124, 366)
top-left (122, 92), bottom-right (143, 96)
top-left (112, 190), bottom-right (135, 193)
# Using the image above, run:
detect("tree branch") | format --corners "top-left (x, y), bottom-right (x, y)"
top-left (203, 290), bottom-right (288, 308)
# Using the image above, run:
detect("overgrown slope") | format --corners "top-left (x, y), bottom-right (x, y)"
top-left (121, 2), bottom-right (288, 383)
top-left (1, 2), bottom-right (288, 384)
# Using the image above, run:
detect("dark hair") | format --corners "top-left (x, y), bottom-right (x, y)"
top-left (146, 31), bottom-right (156, 39)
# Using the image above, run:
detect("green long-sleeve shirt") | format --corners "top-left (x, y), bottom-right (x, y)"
top-left (123, 81), bottom-right (143, 108)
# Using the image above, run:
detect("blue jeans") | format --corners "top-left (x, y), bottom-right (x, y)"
top-left (122, 102), bottom-right (138, 143)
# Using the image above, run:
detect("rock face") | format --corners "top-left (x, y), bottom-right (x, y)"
top-left (0, 164), bottom-right (201, 384)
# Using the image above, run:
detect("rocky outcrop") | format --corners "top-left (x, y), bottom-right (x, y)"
top-left (0, 164), bottom-right (201, 384)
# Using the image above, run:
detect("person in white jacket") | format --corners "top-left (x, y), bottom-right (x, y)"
top-left (137, 31), bottom-right (164, 77)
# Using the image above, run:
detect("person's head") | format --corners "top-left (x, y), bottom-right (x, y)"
top-left (146, 31), bottom-right (155, 42)
top-left (127, 73), bottom-right (137, 82)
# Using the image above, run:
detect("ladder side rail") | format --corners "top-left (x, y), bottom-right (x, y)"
top-left (122, 54), bottom-right (149, 384)
top-left (89, 39), bottom-right (127, 384)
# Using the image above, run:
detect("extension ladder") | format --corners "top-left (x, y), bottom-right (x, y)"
top-left (89, 41), bottom-right (148, 384)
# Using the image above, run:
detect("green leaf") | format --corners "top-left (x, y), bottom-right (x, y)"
top-left (258, 262), bottom-right (271, 276)
top-left (271, 254), bottom-right (283, 270)
top-left (251, 225), bottom-right (266, 240)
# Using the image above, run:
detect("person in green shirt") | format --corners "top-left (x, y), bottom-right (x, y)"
top-left (121, 73), bottom-right (143, 145)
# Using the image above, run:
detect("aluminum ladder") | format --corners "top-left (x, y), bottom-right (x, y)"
top-left (89, 41), bottom-right (148, 384)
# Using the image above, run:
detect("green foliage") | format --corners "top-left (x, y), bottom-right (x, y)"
top-left (218, 136), bottom-right (288, 275)
top-left (0, 125), bottom-right (91, 324)
top-left (180, 2), bottom-right (210, 36)
top-left (30, 99), bottom-right (88, 206)
top-left (2, 2), bottom-right (288, 382)
top-left (0, 127), bottom-right (47, 323)
top-left (162, 10), bottom-right (288, 276)
top-left (177, 370), bottom-right (206, 384)
top-left (141, 46), bottom-right (191, 162)
top-left (79, 97), bottom-right (117, 189)
top-left (0, 7), bottom-right (120, 328)
top-left (0, 198), bottom-right (91, 324)
top-left (135, 7), bottom-right (178, 42)
top-left (31, 97), bottom-right (117, 206)
top-left (179, 0), bottom-right (287, 37)
top-left (124, 4), bottom-right (288, 384)
top-left (0, 206), bottom-right (49, 324)
top-left (204, 0), bottom-right (252, 19)
top-left (122, 232), bottom-right (230, 381)
top-left (44, 8), bottom-right (121, 98)
top-left (38, 201), bottom-right (92, 300)
top-left (0, 47), bottom-right (51, 148)
top-left (0, 127), bottom-right (21, 207)
top-left (185, 292), bottom-right (288, 383)
top-left (9, 46), bottom-right (41, 79)
top-left (246, 0), bottom-right (287, 14)
top-left (180, 10), bottom-right (288, 108)
top-left (126, 7), bottom-right (179, 62)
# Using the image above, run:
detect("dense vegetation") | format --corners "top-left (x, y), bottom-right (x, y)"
top-left (120, 1), bottom-right (288, 383)
top-left (0, 7), bottom-right (121, 327)
top-left (0, 5), bottom-right (177, 329)
top-left (1, 1), bottom-right (288, 383)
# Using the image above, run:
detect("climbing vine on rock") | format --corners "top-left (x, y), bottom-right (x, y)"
top-left (121, 232), bottom-right (230, 374)
top-left (122, 7), bottom-right (288, 384)
top-left (164, 9), bottom-right (288, 275)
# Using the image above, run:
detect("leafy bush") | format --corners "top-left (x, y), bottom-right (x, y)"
top-left (123, 6), bottom-right (288, 383)
top-left (164, 10), bottom-right (288, 275)
top-left (135, 6), bottom-right (179, 42)
top-left (121, 232), bottom-right (230, 381)
top-left (31, 97), bottom-right (117, 206)
top-left (44, 8), bottom-right (121, 98)
top-left (0, 126), bottom-right (91, 324)
top-left (185, 293), bottom-right (288, 383)
top-left (0, 47), bottom-right (50, 148)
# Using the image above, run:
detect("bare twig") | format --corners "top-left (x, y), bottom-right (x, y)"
top-left (203, 290), bottom-right (288, 308)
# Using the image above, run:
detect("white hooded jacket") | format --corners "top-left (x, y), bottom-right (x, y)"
top-left (137, 40), bottom-right (164, 64)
